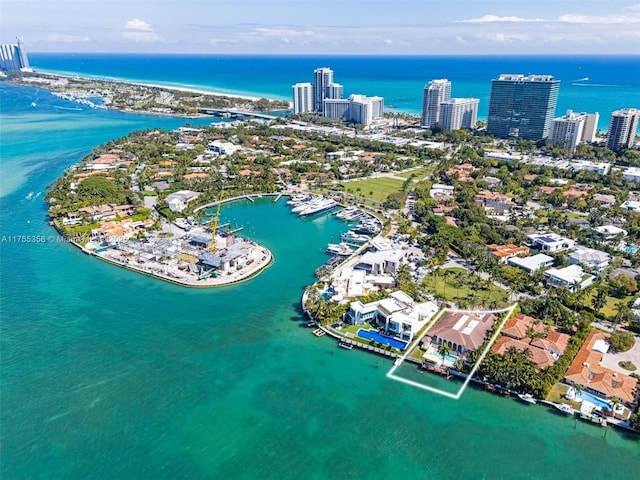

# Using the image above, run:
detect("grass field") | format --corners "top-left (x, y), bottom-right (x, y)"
top-left (422, 267), bottom-right (510, 307)
top-left (581, 291), bottom-right (634, 318)
top-left (396, 167), bottom-right (433, 180)
top-left (340, 177), bottom-right (404, 203)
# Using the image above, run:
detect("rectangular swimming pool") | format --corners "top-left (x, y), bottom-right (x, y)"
top-left (578, 391), bottom-right (611, 410)
top-left (357, 329), bottom-right (407, 350)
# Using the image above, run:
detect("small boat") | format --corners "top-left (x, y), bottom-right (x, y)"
top-left (338, 341), bottom-right (353, 350)
top-left (326, 242), bottom-right (354, 256)
top-left (517, 393), bottom-right (537, 405)
top-left (305, 321), bottom-right (316, 328)
top-left (554, 403), bottom-right (574, 415)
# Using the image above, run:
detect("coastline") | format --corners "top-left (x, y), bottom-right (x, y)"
top-left (32, 68), bottom-right (291, 105)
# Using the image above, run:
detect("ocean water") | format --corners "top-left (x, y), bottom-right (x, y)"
top-left (30, 54), bottom-right (640, 131)
top-left (1, 76), bottom-right (640, 478)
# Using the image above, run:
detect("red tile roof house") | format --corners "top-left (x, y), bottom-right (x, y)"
top-left (491, 314), bottom-right (570, 370)
top-left (564, 329), bottom-right (638, 405)
top-left (424, 311), bottom-right (497, 356)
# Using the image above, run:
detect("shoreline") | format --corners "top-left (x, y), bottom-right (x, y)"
top-left (51, 196), bottom-right (277, 289)
top-left (32, 68), bottom-right (291, 105)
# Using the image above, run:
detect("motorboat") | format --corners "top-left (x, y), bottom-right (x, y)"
top-left (554, 403), bottom-right (574, 415)
top-left (517, 393), bottom-right (537, 405)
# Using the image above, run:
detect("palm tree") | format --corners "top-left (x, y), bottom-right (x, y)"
top-left (438, 342), bottom-right (451, 366)
top-left (592, 287), bottom-right (608, 313)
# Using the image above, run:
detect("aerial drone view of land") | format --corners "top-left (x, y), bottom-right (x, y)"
top-left (39, 72), bottom-right (640, 436)
top-left (4, 70), bottom-right (290, 116)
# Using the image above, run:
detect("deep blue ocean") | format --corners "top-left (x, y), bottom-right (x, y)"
top-left (1, 56), bottom-right (640, 479)
top-left (30, 54), bottom-right (640, 131)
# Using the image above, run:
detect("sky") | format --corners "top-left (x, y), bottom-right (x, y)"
top-left (1, 0), bottom-right (640, 55)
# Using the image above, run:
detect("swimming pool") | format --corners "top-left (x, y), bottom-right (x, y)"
top-left (624, 245), bottom-right (638, 254)
top-left (357, 329), bottom-right (407, 350)
top-left (577, 390), bottom-right (611, 410)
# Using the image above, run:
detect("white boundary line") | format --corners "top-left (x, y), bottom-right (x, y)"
top-left (386, 303), bottom-right (518, 399)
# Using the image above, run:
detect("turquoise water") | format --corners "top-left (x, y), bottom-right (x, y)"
top-left (357, 329), bottom-right (408, 350)
top-left (1, 81), bottom-right (639, 478)
top-left (28, 54), bottom-right (640, 131)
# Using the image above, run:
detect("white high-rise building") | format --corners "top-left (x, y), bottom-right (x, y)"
top-left (326, 83), bottom-right (343, 101)
top-left (581, 113), bottom-right (599, 143)
top-left (313, 67), bottom-right (334, 113)
top-left (323, 94), bottom-right (384, 126)
top-left (368, 96), bottom-right (384, 119)
top-left (607, 108), bottom-right (640, 150)
top-left (550, 110), bottom-right (600, 150)
top-left (349, 95), bottom-right (373, 127)
top-left (438, 98), bottom-right (479, 132)
top-left (292, 82), bottom-right (314, 114)
top-left (323, 99), bottom-right (351, 120)
top-left (421, 79), bottom-right (451, 128)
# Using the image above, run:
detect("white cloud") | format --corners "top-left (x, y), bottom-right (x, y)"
top-left (124, 19), bottom-right (154, 32)
top-left (457, 15), bottom-right (544, 24)
top-left (121, 18), bottom-right (159, 43)
top-left (47, 33), bottom-right (90, 43)
top-left (557, 13), bottom-right (640, 24)
top-left (474, 32), bottom-right (530, 43)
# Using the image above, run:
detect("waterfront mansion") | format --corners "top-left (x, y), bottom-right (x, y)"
top-left (344, 291), bottom-right (438, 343)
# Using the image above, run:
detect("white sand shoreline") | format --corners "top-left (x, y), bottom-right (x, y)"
top-left (33, 68), bottom-right (292, 106)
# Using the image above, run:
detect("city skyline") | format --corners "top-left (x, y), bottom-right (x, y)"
top-left (2, 1), bottom-right (640, 55)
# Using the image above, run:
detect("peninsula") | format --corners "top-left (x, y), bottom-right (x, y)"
top-left (36, 70), bottom-right (640, 433)
top-left (3, 70), bottom-right (290, 116)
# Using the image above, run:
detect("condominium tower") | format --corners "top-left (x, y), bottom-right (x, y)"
top-left (487, 74), bottom-right (560, 140)
top-left (292, 82), bottom-right (314, 114)
top-left (0, 36), bottom-right (30, 72)
top-left (606, 108), bottom-right (640, 150)
top-left (550, 110), bottom-right (600, 151)
top-left (421, 79), bottom-right (451, 128)
top-left (313, 67), bottom-right (336, 113)
top-left (323, 94), bottom-right (384, 126)
top-left (438, 98), bottom-right (479, 132)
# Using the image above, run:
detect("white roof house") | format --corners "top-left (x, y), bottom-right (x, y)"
top-left (166, 190), bottom-right (201, 212)
top-left (355, 249), bottom-right (406, 276)
top-left (508, 253), bottom-right (554, 274)
top-left (525, 233), bottom-right (575, 253)
top-left (544, 265), bottom-right (595, 291)
top-left (623, 167), bottom-right (640, 183)
top-left (430, 184), bottom-right (454, 199)
top-left (621, 201), bottom-right (640, 212)
top-left (594, 225), bottom-right (628, 239)
top-left (569, 247), bottom-right (611, 273)
top-left (344, 290), bottom-right (439, 343)
top-left (207, 140), bottom-right (241, 155)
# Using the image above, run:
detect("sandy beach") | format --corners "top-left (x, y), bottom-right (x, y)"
top-left (34, 69), bottom-right (291, 106)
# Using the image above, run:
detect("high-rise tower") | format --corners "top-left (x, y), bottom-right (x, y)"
top-left (421, 79), bottom-right (451, 128)
top-left (487, 74), bottom-right (560, 140)
top-left (606, 108), bottom-right (640, 150)
top-left (292, 82), bottom-right (314, 114)
top-left (313, 67), bottom-right (334, 113)
top-left (0, 36), bottom-right (30, 72)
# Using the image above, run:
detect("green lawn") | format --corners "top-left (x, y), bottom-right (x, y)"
top-left (581, 291), bottom-right (634, 318)
top-left (422, 267), bottom-right (510, 307)
top-left (396, 167), bottom-right (433, 180)
top-left (340, 177), bottom-right (404, 202)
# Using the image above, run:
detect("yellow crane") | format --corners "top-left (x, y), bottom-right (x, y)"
top-left (208, 192), bottom-right (224, 251)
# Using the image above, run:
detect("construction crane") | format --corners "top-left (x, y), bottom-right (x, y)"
top-left (208, 192), bottom-right (224, 251)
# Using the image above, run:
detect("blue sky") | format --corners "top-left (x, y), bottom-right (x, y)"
top-left (2, 0), bottom-right (640, 54)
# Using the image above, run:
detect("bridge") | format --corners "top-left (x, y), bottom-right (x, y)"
top-left (198, 108), bottom-right (280, 121)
